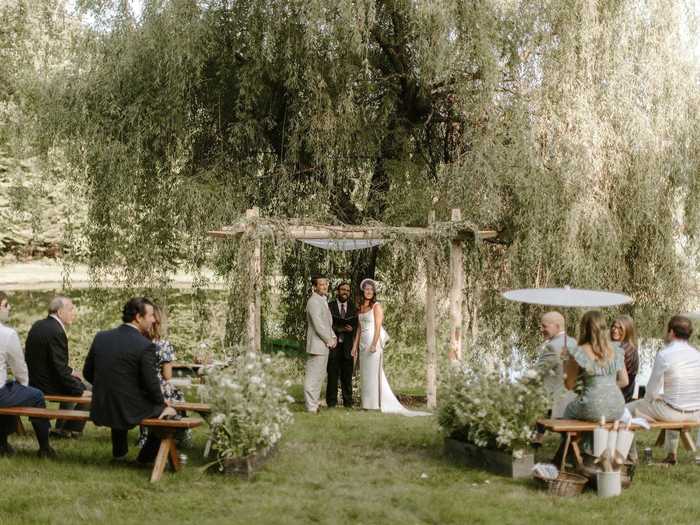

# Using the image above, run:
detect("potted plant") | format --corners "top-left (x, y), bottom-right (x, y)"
top-left (201, 351), bottom-right (294, 478)
top-left (438, 364), bottom-right (548, 479)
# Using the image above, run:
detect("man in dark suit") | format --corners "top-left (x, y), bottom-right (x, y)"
top-left (83, 297), bottom-right (175, 463)
top-left (25, 296), bottom-right (91, 437)
top-left (326, 282), bottom-right (357, 408)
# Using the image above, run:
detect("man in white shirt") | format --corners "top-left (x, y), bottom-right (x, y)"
top-left (627, 315), bottom-right (700, 464)
top-left (0, 291), bottom-right (55, 457)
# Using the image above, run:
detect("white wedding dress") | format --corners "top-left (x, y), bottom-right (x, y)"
top-left (358, 304), bottom-right (430, 417)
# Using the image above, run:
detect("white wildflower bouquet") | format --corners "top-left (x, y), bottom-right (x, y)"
top-left (438, 364), bottom-right (549, 453)
top-left (201, 351), bottom-right (295, 467)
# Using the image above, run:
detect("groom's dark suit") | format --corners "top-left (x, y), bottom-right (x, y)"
top-left (327, 299), bottom-right (357, 407)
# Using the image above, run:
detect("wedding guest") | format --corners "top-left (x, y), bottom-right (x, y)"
top-left (560, 311), bottom-right (628, 456)
top-left (532, 311), bottom-right (577, 445)
top-left (83, 297), bottom-right (176, 463)
top-left (610, 315), bottom-right (639, 402)
top-left (326, 282), bottom-right (357, 408)
top-left (627, 315), bottom-right (700, 465)
top-left (25, 296), bottom-right (91, 438)
top-left (0, 291), bottom-right (55, 458)
top-left (137, 304), bottom-right (188, 447)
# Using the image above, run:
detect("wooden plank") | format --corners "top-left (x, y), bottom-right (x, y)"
top-left (246, 207), bottom-right (262, 353)
top-left (680, 429), bottom-right (696, 452)
top-left (0, 407), bottom-right (90, 420)
top-left (45, 395), bottom-right (91, 404)
top-left (448, 208), bottom-right (464, 362)
top-left (208, 224), bottom-right (498, 241)
top-left (44, 395), bottom-right (211, 415)
top-left (0, 407), bottom-right (202, 429)
top-left (425, 211), bottom-right (437, 410)
top-left (538, 418), bottom-right (700, 432)
top-left (150, 438), bottom-right (171, 483)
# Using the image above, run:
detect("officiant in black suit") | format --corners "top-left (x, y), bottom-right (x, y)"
top-left (327, 282), bottom-right (357, 408)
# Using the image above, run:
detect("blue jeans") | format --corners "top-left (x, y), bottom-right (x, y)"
top-left (0, 381), bottom-right (50, 442)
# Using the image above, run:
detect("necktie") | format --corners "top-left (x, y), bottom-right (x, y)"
top-left (341, 303), bottom-right (346, 318)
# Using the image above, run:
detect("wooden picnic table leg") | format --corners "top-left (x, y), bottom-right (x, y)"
top-left (570, 433), bottom-right (584, 469)
top-left (150, 437), bottom-right (172, 483)
top-left (15, 417), bottom-right (26, 436)
top-left (167, 437), bottom-right (181, 472)
top-left (560, 432), bottom-right (572, 472)
top-left (655, 429), bottom-right (666, 448)
top-left (680, 429), bottom-right (696, 452)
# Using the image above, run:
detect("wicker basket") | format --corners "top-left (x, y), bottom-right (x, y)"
top-left (534, 472), bottom-right (588, 497)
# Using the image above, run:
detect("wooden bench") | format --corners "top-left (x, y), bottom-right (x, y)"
top-left (0, 407), bottom-right (202, 482)
top-left (537, 418), bottom-right (700, 471)
top-left (43, 395), bottom-right (211, 417)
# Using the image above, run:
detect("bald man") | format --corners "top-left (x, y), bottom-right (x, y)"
top-left (533, 312), bottom-right (577, 444)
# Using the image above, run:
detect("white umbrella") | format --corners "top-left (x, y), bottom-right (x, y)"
top-left (501, 286), bottom-right (633, 308)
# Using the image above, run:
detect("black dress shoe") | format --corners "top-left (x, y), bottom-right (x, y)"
top-left (0, 444), bottom-right (16, 457)
top-left (38, 447), bottom-right (57, 459)
top-left (50, 430), bottom-right (72, 439)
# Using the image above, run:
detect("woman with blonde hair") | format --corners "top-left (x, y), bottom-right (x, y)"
top-left (562, 310), bottom-right (629, 424)
top-left (610, 315), bottom-right (639, 402)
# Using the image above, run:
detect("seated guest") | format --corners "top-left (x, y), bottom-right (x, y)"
top-left (532, 311), bottom-right (577, 444)
top-left (137, 304), bottom-right (188, 448)
top-left (0, 291), bottom-right (55, 457)
top-left (83, 297), bottom-right (176, 463)
top-left (627, 315), bottom-right (700, 465)
top-left (610, 315), bottom-right (639, 402)
top-left (560, 311), bottom-right (628, 457)
top-left (536, 311), bottom-right (578, 417)
top-left (25, 296), bottom-right (91, 438)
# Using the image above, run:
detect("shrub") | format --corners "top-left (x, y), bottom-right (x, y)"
top-left (201, 351), bottom-right (294, 468)
top-left (438, 363), bottom-right (549, 455)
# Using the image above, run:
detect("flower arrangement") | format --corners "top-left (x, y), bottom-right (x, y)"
top-left (201, 351), bottom-right (294, 469)
top-left (438, 364), bottom-right (549, 455)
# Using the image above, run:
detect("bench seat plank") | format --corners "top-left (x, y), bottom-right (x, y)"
top-left (44, 395), bottom-right (211, 415)
top-left (537, 418), bottom-right (700, 432)
top-left (0, 406), bottom-right (203, 482)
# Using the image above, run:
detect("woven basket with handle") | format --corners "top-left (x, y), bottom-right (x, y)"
top-left (534, 472), bottom-right (588, 497)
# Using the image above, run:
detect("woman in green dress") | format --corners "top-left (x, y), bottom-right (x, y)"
top-left (563, 310), bottom-right (629, 423)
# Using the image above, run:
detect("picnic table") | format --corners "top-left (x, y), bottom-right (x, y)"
top-left (538, 418), bottom-right (700, 471)
top-left (0, 406), bottom-right (202, 482)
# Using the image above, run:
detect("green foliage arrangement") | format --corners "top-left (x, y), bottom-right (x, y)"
top-left (201, 351), bottom-right (294, 468)
top-left (438, 364), bottom-right (548, 454)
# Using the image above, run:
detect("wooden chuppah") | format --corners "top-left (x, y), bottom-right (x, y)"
top-left (208, 208), bottom-right (497, 408)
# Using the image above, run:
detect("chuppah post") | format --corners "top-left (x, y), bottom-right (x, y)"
top-left (426, 211), bottom-right (438, 409)
top-left (245, 207), bottom-right (262, 353)
top-left (449, 208), bottom-right (464, 362)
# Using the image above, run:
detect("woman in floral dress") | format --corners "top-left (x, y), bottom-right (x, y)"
top-left (137, 305), bottom-right (189, 447)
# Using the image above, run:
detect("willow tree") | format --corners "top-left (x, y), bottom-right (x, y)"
top-left (24, 0), bottom-right (700, 353)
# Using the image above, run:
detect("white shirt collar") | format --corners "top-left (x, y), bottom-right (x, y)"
top-left (50, 314), bottom-right (66, 333)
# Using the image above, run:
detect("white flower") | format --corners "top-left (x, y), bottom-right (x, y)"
top-left (250, 376), bottom-right (262, 385)
top-left (211, 413), bottom-right (225, 425)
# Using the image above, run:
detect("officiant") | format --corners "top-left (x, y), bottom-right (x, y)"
top-left (326, 282), bottom-right (357, 408)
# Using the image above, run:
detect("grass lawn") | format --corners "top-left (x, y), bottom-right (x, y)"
top-left (2, 399), bottom-right (700, 525)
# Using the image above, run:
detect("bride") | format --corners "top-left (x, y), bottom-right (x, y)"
top-left (351, 279), bottom-right (430, 417)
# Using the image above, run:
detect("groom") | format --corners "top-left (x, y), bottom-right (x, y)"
top-left (304, 275), bottom-right (337, 413)
top-left (327, 282), bottom-right (357, 408)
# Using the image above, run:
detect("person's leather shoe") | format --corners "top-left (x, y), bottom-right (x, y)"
top-left (38, 447), bottom-right (57, 459)
top-left (0, 444), bottom-right (16, 457)
top-left (50, 429), bottom-right (72, 439)
top-left (661, 454), bottom-right (677, 466)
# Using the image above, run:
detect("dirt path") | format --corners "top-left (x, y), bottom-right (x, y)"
top-left (0, 260), bottom-right (222, 290)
